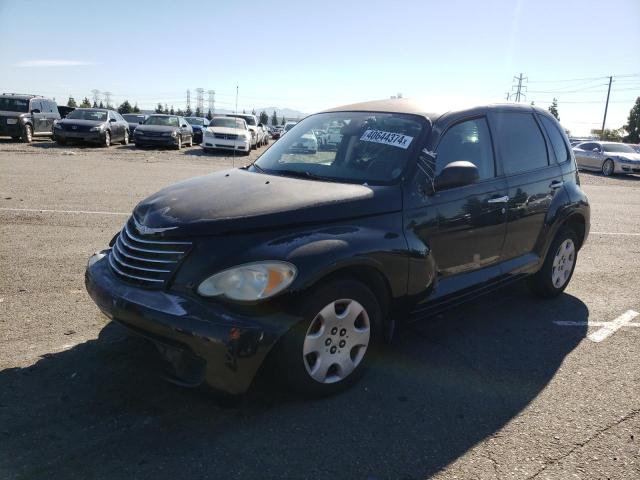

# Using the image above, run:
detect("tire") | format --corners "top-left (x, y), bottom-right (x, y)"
top-left (102, 131), bottom-right (111, 148)
top-left (135, 142), bottom-right (142, 148)
top-left (175, 135), bottom-right (182, 150)
top-left (21, 124), bottom-right (33, 143)
top-left (601, 159), bottom-right (614, 176)
top-left (275, 278), bottom-right (382, 397)
top-left (122, 130), bottom-right (129, 145)
top-left (188, 136), bottom-right (193, 147)
top-left (528, 226), bottom-right (579, 298)
top-left (56, 138), bottom-right (66, 146)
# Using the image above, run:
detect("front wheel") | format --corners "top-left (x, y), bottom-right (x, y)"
top-left (122, 130), bottom-right (129, 145)
top-left (175, 135), bottom-right (182, 150)
top-left (102, 131), bottom-right (111, 148)
top-left (528, 227), bottom-right (578, 298)
top-left (601, 159), bottom-right (615, 176)
top-left (275, 279), bottom-right (381, 397)
top-left (21, 124), bottom-right (33, 143)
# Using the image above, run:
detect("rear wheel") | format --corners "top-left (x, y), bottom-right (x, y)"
top-left (528, 227), bottom-right (578, 298)
top-left (275, 279), bottom-right (381, 397)
top-left (21, 124), bottom-right (33, 143)
top-left (602, 159), bottom-right (614, 176)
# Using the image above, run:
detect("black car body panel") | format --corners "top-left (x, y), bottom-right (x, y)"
top-left (134, 115), bottom-right (193, 147)
top-left (86, 99), bottom-right (590, 394)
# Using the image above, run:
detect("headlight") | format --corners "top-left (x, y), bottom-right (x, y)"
top-left (90, 125), bottom-right (105, 132)
top-left (197, 261), bottom-right (297, 301)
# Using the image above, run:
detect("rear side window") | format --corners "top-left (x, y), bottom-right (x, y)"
top-left (436, 117), bottom-right (495, 180)
top-left (539, 116), bottom-right (569, 163)
top-left (492, 113), bottom-right (548, 175)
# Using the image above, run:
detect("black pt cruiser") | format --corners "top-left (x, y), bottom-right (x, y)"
top-left (85, 99), bottom-right (590, 397)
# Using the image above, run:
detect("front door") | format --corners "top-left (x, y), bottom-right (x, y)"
top-left (29, 99), bottom-right (46, 133)
top-left (405, 116), bottom-right (507, 300)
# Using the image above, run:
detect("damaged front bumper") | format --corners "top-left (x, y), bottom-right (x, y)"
top-left (85, 251), bottom-right (296, 395)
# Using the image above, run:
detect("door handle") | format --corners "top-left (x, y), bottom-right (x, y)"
top-left (549, 180), bottom-right (564, 190)
top-left (488, 195), bottom-right (509, 204)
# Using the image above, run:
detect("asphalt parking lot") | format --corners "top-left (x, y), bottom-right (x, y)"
top-left (0, 139), bottom-right (639, 479)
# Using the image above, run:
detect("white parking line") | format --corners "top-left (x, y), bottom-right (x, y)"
top-left (554, 310), bottom-right (640, 343)
top-left (590, 231), bottom-right (640, 236)
top-left (0, 207), bottom-right (129, 216)
top-left (588, 310), bottom-right (640, 342)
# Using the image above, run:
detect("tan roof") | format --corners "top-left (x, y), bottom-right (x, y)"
top-left (322, 97), bottom-right (538, 121)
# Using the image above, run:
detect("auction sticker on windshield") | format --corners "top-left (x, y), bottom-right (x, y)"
top-left (360, 129), bottom-right (414, 149)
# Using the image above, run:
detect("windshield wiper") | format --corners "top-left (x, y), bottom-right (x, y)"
top-left (267, 169), bottom-right (338, 182)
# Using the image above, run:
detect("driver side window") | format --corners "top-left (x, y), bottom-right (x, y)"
top-left (436, 118), bottom-right (495, 181)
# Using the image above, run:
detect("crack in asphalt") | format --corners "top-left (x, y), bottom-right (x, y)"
top-left (524, 407), bottom-right (640, 479)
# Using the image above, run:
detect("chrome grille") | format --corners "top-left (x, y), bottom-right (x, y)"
top-left (214, 133), bottom-right (238, 140)
top-left (109, 218), bottom-right (191, 288)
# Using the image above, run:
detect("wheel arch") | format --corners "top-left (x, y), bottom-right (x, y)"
top-left (563, 213), bottom-right (587, 250)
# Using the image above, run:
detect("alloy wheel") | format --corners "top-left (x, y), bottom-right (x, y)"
top-left (551, 239), bottom-right (575, 288)
top-left (602, 159), bottom-right (614, 176)
top-left (302, 299), bottom-right (370, 384)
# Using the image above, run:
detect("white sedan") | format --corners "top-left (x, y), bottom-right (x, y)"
top-left (202, 116), bottom-right (252, 155)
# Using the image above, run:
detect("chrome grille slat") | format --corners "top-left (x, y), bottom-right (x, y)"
top-left (109, 217), bottom-right (192, 288)
top-left (111, 248), bottom-right (172, 273)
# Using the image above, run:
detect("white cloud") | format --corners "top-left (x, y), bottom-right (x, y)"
top-left (15, 60), bottom-right (95, 67)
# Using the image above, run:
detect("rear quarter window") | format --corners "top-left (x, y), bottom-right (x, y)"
top-left (539, 115), bottom-right (569, 163)
top-left (492, 112), bottom-right (549, 175)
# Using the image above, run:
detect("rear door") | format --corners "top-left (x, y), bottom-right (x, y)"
top-left (489, 111), bottom-right (563, 263)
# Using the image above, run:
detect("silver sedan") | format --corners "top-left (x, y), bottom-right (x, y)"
top-left (572, 141), bottom-right (640, 176)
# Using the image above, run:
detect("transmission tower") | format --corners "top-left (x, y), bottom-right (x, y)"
top-left (510, 73), bottom-right (528, 102)
top-left (186, 89), bottom-right (191, 112)
top-left (207, 90), bottom-right (215, 114)
top-left (103, 91), bottom-right (113, 107)
top-left (195, 88), bottom-right (204, 114)
top-left (91, 89), bottom-right (101, 106)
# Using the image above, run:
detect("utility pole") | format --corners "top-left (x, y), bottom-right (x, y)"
top-left (91, 89), bottom-right (101, 106)
top-left (186, 89), bottom-right (191, 113)
top-left (207, 90), bottom-right (215, 114)
top-left (511, 73), bottom-right (528, 102)
top-left (601, 76), bottom-right (613, 139)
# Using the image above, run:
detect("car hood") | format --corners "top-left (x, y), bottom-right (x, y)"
top-left (206, 126), bottom-right (247, 135)
top-left (611, 152), bottom-right (640, 161)
top-left (135, 125), bottom-right (178, 133)
top-left (59, 118), bottom-right (106, 127)
top-left (132, 169), bottom-right (401, 237)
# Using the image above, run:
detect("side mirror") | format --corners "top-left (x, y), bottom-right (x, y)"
top-left (109, 118), bottom-right (116, 122)
top-left (434, 161), bottom-right (479, 191)
top-left (138, 121), bottom-right (143, 124)
top-left (31, 109), bottom-right (41, 114)
top-left (181, 124), bottom-right (188, 128)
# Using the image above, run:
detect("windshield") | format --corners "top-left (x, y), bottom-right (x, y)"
top-left (211, 117), bottom-right (245, 129)
top-left (67, 109), bottom-right (108, 121)
top-left (123, 114), bottom-right (145, 123)
top-left (144, 116), bottom-right (179, 127)
top-left (0, 97), bottom-right (29, 113)
top-left (186, 117), bottom-right (206, 126)
top-left (254, 112), bottom-right (425, 184)
top-left (603, 143), bottom-right (636, 153)
top-left (228, 115), bottom-right (256, 126)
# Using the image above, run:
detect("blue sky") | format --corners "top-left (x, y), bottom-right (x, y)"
top-left (0, 0), bottom-right (638, 135)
